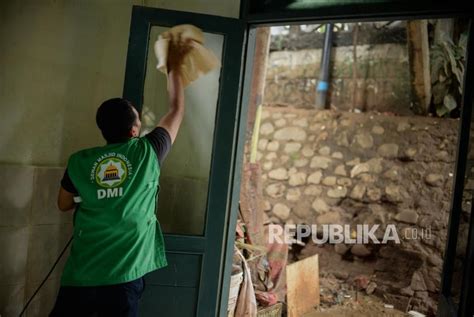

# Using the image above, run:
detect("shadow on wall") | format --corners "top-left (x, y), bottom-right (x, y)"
top-left (0, 165), bottom-right (73, 316)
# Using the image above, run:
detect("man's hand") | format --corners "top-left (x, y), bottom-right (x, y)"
top-left (166, 32), bottom-right (193, 73)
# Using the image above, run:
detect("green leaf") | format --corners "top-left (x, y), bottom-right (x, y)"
top-left (444, 94), bottom-right (457, 111)
top-left (436, 104), bottom-right (448, 117)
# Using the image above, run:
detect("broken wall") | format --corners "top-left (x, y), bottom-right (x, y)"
top-left (257, 106), bottom-right (458, 315)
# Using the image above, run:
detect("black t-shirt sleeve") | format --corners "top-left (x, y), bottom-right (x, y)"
top-left (145, 127), bottom-right (172, 164)
top-left (61, 168), bottom-right (78, 194)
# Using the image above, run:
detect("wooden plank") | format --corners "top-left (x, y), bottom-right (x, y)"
top-left (286, 254), bottom-right (320, 317)
top-left (407, 20), bottom-right (431, 115)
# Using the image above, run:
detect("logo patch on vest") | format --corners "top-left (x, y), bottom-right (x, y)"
top-left (90, 153), bottom-right (133, 200)
top-left (95, 157), bottom-right (128, 188)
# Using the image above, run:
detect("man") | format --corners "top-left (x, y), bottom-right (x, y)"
top-left (51, 41), bottom-right (189, 316)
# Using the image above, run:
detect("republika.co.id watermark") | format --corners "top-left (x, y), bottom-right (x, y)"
top-left (268, 224), bottom-right (432, 245)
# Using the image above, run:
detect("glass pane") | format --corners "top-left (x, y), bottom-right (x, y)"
top-left (451, 101), bottom-right (474, 309)
top-left (142, 26), bottom-right (223, 235)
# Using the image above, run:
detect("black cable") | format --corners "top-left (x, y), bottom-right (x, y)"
top-left (18, 235), bottom-right (73, 317)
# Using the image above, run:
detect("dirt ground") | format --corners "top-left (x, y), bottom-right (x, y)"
top-left (304, 293), bottom-right (407, 317)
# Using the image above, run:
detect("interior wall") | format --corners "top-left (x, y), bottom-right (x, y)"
top-left (0, 1), bottom-right (239, 316)
top-left (0, 0), bottom-right (239, 166)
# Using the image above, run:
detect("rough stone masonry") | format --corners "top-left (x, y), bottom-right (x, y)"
top-left (257, 106), bottom-right (459, 315)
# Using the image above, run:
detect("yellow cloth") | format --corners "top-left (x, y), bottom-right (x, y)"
top-left (154, 24), bottom-right (221, 87)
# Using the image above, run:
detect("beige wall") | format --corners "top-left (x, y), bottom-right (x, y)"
top-left (0, 1), bottom-right (239, 316)
top-left (0, 0), bottom-right (239, 166)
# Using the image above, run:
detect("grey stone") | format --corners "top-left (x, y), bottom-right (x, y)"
top-left (354, 132), bottom-right (374, 149)
top-left (260, 122), bottom-right (274, 135)
top-left (268, 168), bottom-right (288, 180)
top-left (286, 188), bottom-right (301, 201)
top-left (350, 184), bottom-right (366, 200)
top-left (428, 254), bottom-right (443, 267)
top-left (372, 125), bottom-right (384, 135)
top-left (318, 146), bottom-right (331, 156)
top-left (305, 185), bottom-right (323, 196)
top-left (284, 142), bottom-right (302, 153)
top-left (275, 118), bottom-right (286, 127)
top-left (302, 147), bottom-right (314, 157)
top-left (280, 155), bottom-right (290, 164)
top-left (266, 152), bottom-right (277, 160)
top-left (308, 171), bottom-right (323, 184)
top-left (262, 161), bottom-right (273, 171)
top-left (396, 209), bottom-right (419, 224)
top-left (293, 118), bottom-right (308, 127)
top-left (274, 127), bottom-right (307, 141)
top-left (284, 113), bottom-right (297, 119)
top-left (383, 167), bottom-right (401, 181)
top-left (366, 282), bottom-right (377, 295)
top-left (293, 206), bottom-right (312, 219)
top-left (397, 121), bottom-right (411, 132)
top-left (327, 187), bottom-right (347, 198)
top-left (263, 200), bottom-right (271, 211)
top-left (312, 198), bottom-right (330, 213)
top-left (350, 163), bottom-right (370, 178)
top-left (335, 243), bottom-right (349, 255)
top-left (265, 183), bottom-right (286, 198)
top-left (309, 123), bottom-right (322, 131)
top-left (367, 187), bottom-right (382, 201)
top-left (366, 158), bottom-right (384, 174)
top-left (425, 174), bottom-right (444, 187)
top-left (294, 159), bottom-right (309, 167)
top-left (334, 164), bottom-right (347, 176)
top-left (340, 118), bottom-right (351, 126)
top-left (261, 110), bottom-right (270, 119)
top-left (405, 148), bottom-right (417, 158)
top-left (332, 152), bottom-right (344, 159)
top-left (322, 176), bottom-right (337, 186)
top-left (351, 244), bottom-right (371, 257)
top-left (436, 150), bottom-right (450, 161)
top-left (289, 172), bottom-right (306, 186)
top-left (410, 271), bottom-right (427, 291)
top-left (360, 174), bottom-right (377, 183)
top-left (288, 167), bottom-right (297, 175)
top-left (378, 144), bottom-right (399, 158)
top-left (316, 211), bottom-right (341, 225)
top-left (310, 156), bottom-right (332, 169)
top-left (272, 203), bottom-right (290, 220)
top-left (385, 185), bottom-right (403, 202)
top-left (336, 131), bottom-right (350, 147)
top-left (267, 141), bottom-right (279, 151)
top-left (256, 152), bottom-right (263, 161)
top-left (258, 139), bottom-right (268, 151)
top-left (272, 112), bottom-right (283, 119)
top-left (400, 287), bottom-right (414, 296)
top-left (337, 178), bottom-right (352, 186)
top-left (346, 158), bottom-right (360, 166)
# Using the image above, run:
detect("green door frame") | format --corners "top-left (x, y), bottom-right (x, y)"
top-left (123, 6), bottom-right (246, 316)
top-left (123, 3), bottom-right (474, 316)
top-left (237, 1), bottom-right (474, 316)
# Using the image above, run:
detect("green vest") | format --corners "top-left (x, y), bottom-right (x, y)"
top-left (61, 137), bottom-right (167, 286)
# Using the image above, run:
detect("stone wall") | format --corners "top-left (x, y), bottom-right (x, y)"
top-left (264, 44), bottom-right (412, 115)
top-left (257, 106), bottom-right (459, 315)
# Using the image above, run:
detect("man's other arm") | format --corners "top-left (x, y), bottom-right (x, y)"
top-left (157, 69), bottom-right (184, 144)
top-left (58, 187), bottom-right (75, 212)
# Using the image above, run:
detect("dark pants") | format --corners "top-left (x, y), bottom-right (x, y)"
top-left (50, 277), bottom-right (145, 317)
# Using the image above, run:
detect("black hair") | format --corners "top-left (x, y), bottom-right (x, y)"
top-left (96, 98), bottom-right (138, 143)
